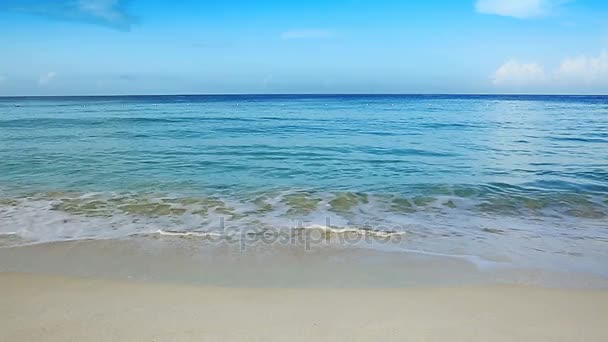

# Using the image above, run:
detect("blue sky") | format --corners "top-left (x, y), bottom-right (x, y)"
top-left (0, 0), bottom-right (607, 95)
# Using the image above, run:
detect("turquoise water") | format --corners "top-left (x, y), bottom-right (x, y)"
top-left (0, 95), bottom-right (607, 275)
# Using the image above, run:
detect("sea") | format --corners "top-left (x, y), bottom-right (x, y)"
top-left (1, 95), bottom-right (607, 280)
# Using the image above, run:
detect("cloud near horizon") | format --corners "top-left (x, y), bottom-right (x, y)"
top-left (475, 0), bottom-right (568, 18)
top-left (2, 0), bottom-right (134, 30)
top-left (555, 51), bottom-right (608, 85)
top-left (493, 60), bottom-right (546, 85)
top-left (39, 72), bottom-right (58, 85)
top-left (493, 51), bottom-right (608, 89)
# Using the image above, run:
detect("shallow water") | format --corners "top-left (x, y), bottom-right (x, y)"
top-left (0, 95), bottom-right (607, 277)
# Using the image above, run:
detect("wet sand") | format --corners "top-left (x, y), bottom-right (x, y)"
top-left (2, 238), bottom-right (607, 288)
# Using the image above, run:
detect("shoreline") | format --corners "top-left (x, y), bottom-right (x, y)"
top-left (2, 271), bottom-right (608, 341)
top-left (1, 237), bottom-right (607, 289)
top-left (2, 186), bottom-right (607, 280)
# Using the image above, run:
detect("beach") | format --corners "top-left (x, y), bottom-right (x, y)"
top-left (1, 238), bottom-right (607, 341)
top-left (1, 95), bottom-right (607, 341)
top-left (2, 271), bottom-right (607, 342)
top-left (3, 0), bottom-right (608, 338)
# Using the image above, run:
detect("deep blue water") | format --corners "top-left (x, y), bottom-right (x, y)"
top-left (0, 95), bottom-right (607, 275)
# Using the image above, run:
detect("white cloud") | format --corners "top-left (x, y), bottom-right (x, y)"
top-left (493, 60), bottom-right (546, 85)
top-left (555, 50), bottom-right (608, 85)
top-left (78, 0), bottom-right (128, 23)
top-left (39, 72), bottom-right (57, 85)
top-left (2, 0), bottom-right (133, 30)
top-left (281, 29), bottom-right (336, 40)
top-left (493, 50), bottom-right (608, 90)
top-left (475, 0), bottom-right (566, 18)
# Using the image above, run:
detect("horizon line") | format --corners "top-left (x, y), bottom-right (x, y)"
top-left (1, 93), bottom-right (608, 98)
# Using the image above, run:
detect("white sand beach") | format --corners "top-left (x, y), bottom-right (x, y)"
top-left (2, 271), bottom-right (607, 342)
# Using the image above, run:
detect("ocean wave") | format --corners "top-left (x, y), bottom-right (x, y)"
top-left (145, 226), bottom-right (407, 240)
top-left (0, 188), bottom-right (606, 256)
top-left (292, 225), bottom-right (407, 238)
top-left (150, 230), bottom-right (223, 238)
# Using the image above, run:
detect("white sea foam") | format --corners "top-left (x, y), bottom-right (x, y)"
top-left (295, 224), bottom-right (407, 238)
top-left (152, 230), bottom-right (223, 238)
top-left (1, 190), bottom-right (607, 278)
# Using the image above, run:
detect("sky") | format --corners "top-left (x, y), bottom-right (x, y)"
top-left (0, 0), bottom-right (607, 95)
